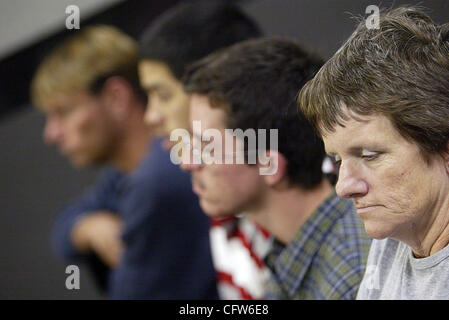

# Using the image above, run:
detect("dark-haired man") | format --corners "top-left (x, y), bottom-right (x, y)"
top-left (138, 1), bottom-right (271, 299)
top-left (182, 37), bottom-right (371, 299)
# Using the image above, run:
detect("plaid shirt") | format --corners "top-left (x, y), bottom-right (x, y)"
top-left (264, 192), bottom-right (371, 300)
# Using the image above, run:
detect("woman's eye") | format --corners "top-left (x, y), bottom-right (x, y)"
top-left (361, 151), bottom-right (378, 160)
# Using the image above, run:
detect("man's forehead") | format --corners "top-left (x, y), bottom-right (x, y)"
top-left (138, 60), bottom-right (175, 85)
top-left (190, 95), bottom-right (227, 129)
top-left (42, 90), bottom-right (89, 111)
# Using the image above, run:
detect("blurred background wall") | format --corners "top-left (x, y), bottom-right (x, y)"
top-left (1, 0), bottom-right (447, 299)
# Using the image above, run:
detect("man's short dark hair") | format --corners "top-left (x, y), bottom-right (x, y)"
top-left (139, 0), bottom-right (261, 80)
top-left (183, 37), bottom-right (325, 189)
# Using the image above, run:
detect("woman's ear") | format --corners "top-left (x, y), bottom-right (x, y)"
top-left (260, 150), bottom-right (287, 186)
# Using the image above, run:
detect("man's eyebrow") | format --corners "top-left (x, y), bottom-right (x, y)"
top-left (53, 104), bottom-right (72, 113)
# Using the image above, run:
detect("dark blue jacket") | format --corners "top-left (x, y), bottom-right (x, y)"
top-left (52, 138), bottom-right (218, 299)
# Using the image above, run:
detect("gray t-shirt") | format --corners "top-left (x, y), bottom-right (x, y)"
top-left (357, 238), bottom-right (449, 299)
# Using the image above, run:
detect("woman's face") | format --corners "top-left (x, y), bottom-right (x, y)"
top-left (323, 113), bottom-right (449, 243)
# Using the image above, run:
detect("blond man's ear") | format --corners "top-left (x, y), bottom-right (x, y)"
top-left (101, 76), bottom-right (135, 121)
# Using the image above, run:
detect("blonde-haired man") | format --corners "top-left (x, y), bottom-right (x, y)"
top-left (32, 25), bottom-right (217, 299)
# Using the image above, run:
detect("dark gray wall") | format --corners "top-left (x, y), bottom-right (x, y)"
top-left (1, 0), bottom-right (448, 299)
top-left (244, 0), bottom-right (449, 59)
